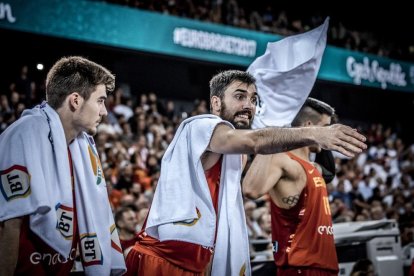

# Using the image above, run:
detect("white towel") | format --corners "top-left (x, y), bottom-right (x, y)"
top-left (247, 18), bottom-right (329, 128)
top-left (212, 152), bottom-right (251, 276)
top-left (0, 102), bottom-right (126, 275)
top-left (70, 134), bottom-right (126, 275)
top-left (146, 114), bottom-right (251, 276)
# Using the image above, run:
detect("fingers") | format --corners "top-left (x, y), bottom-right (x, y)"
top-left (335, 140), bottom-right (361, 158)
top-left (338, 125), bottom-right (367, 144)
top-left (327, 139), bottom-right (361, 158)
top-left (339, 132), bottom-right (366, 151)
top-left (332, 124), bottom-right (367, 157)
top-left (329, 144), bottom-right (355, 158)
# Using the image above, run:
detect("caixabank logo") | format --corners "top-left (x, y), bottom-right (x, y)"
top-left (0, 165), bottom-right (31, 201)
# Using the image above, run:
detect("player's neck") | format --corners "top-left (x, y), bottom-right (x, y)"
top-left (290, 147), bottom-right (310, 161)
top-left (56, 108), bottom-right (78, 145)
top-left (119, 229), bottom-right (135, 240)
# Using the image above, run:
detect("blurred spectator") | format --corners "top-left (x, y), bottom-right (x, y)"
top-left (115, 206), bottom-right (139, 254)
top-left (136, 207), bottom-right (149, 231)
top-left (244, 200), bottom-right (261, 239)
top-left (370, 203), bottom-right (386, 221)
top-left (350, 258), bottom-right (375, 276)
top-left (257, 212), bottom-right (271, 239)
top-left (113, 88), bottom-right (134, 120)
top-left (105, 0), bottom-right (413, 60)
top-left (332, 180), bottom-right (353, 209)
top-left (115, 162), bottom-right (135, 193)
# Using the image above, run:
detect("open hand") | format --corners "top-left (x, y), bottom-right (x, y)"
top-left (315, 124), bottom-right (366, 157)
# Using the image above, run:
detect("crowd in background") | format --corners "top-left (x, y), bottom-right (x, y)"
top-left (1, 64), bottom-right (414, 266)
top-left (105, 0), bottom-right (413, 61)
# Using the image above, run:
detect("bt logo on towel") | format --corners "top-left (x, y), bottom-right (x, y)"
top-left (80, 234), bottom-right (103, 266)
top-left (0, 165), bottom-right (31, 201)
top-left (55, 203), bottom-right (74, 239)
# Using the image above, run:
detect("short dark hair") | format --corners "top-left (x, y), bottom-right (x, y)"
top-left (291, 97), bottom-right (335, 127)
top-left (209, 70), bottom-right (256, 100)
top-left (351, 258), bottom-right (374, 275)
top-left (115, 206), bottom-right (135, 226)
top-left (46, 56), bottom-right (115, 109)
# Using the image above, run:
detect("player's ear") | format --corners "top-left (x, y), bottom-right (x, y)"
top-left (211, 96), bottom-right (222, 113)
top-left (68, 92), bottom-right (83, 111)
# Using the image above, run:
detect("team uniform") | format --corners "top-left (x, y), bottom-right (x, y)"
top-left (120, 237), bottom-right (139, 253)
top-left (15, 215), bottom-right (79, 275)
top-left (0, 103), bottom-right (126, 275)
top-left (125, 159), bottom-right (222, 275)
top-left (13, 150), bottom-right (77, 276)
top-left (271, 152), bottom-right (338, 276)
top-left (126, 115), bottom-right (249, 276)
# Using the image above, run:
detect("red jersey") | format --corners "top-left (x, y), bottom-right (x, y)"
top-left (131, 159), bottom-right (222, 273)
top-left (15, 216), bottom-right (79, 275)
top-left (270, 152), bottom-right (338, 273)
top-left (120, 237), bottom-right (139, 252)
top-left (15, 149), bottom-right (79, 275)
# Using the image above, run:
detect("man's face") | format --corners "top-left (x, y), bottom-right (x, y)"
top-left (260, 213), bottom-right (272, 233)
top-left (121, 210), bottom-right (138, 233)
top-left (75, 84), bottom-right (108, 136)
top-left (219, 81), bottom-right (257, 129)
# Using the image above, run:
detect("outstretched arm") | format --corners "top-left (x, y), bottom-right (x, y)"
top-left (208, 123), bottom-right (366, 157)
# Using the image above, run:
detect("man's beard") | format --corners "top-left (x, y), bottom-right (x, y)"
top-left (219, 101), bottom-right (252, 129)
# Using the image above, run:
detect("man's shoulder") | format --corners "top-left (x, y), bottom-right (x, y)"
top-left (1, 113), bottom-right (48, 139)
top-left (186, 114), bottom-right (221, 123)
top-left (277, 153), bottom-right (304, 175)
top-left (181, 115), bottom-right (221, 130)
top-left (186, 115), bottom-right (232, 130)
top-left (19, 113), bottom-right (47, 125)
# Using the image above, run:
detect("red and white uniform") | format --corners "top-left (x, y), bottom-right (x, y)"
top-left (15, 216), bottom-right (79, 275)
top-left (271, 152), bottom-right (338, 275)
top-left (125, 159), bottom-right (222, 276)
top-left (14, 150), bottom-right (79, 276)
